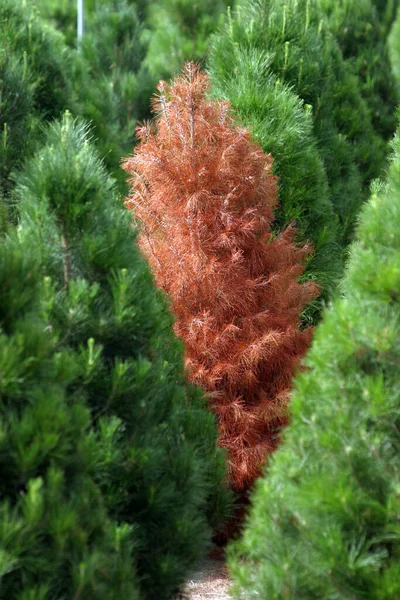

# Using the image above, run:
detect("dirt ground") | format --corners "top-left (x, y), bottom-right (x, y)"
top-left (175, 549), bottom-right (233, 600)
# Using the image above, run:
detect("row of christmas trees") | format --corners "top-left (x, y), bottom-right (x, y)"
top-left (0, 1), bottom-right (234, 598)
top-left (0, 0), bottom-right (231, 194)
top-left (1, 0), bottom-right (400, 598)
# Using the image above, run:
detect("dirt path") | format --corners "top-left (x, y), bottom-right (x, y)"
top-left (176, 550), bottom-right (233, 600)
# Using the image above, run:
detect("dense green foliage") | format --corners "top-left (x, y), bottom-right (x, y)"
top-left (73, 0), bottom-right (153, 186)
top-left (0, 0), bottom-right (75, 121)
top-left (208, 8), bottom-right (341, 321)
top-left (32, 0), bottom-right (148, 45)
top-left (13, 114), bottom-right (230, 599)
top-left (26, 0), bottom-right (234, 188)
top-left (229, 127), bottom-right (400, 599)
top-left (32, 0), bottom-right (97, 46)
top-left (0, 0), bottom-right (148, 194)
top-left (145, 0), bottom-right (231, 80)
top-left (33, 0), bottom-right (232, 84)
top-left (209, 0), bottom-right (387, 248)
top-left (372, 0), bottom-right (398, 29)
top-left (0, 52), bottom-right (33, 198)
top-left (389, 5), bottom-right (400, 97)
top-left (0, 235), bottom-right (138, 598)
top-left (318, 0), bottom-right (398, 142)
top-left (1, 4), bottom-right (233, 594)
top-left (0, 0), bottom-right (75, 196)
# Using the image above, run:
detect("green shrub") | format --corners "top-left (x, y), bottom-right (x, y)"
top-left (15, 114), bottom-right (231, 600)
top-left (30, 0), bottom-right (234, 189)
top-left (229, 126), bottom-right (400, 599)
top-left (0, 235), bottom-right (138, 598)
top-left (209, 0), bottom-right (385, 246)
top-left (33, 0), bottom-right (146, 45)
top-left (0, 0), bottom-right (150, 194)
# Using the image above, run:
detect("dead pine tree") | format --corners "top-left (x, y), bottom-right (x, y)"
top-left (123, 62), bottom-right (319, 493)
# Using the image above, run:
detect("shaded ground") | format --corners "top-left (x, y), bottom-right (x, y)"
top-left (176, 548), bottom-right (232, 600)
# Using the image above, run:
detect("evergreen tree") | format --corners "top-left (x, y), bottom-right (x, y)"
top-left (15, 113), bottom-right (231, 600)
top-left (124, 64), bottom-right (319, 492)
top-left (0, 0), bottom-right (150, 195)
top-left (28, 0), bottom-right (153, 189)
top-left (0, 0), bottom-right (76, 199)
top-left (372, 0), bottom-right (398, 30)
top-left (33, 0), bottom-right (147, 44)
top-left (229, 126), bottom-right (400, 599)
top-left (209, 0), bottom-right (385, 246)
top-left (73, 0), bottom-right (153, 187)
top-left (144, 0), bottom-right (232, 81)
top-left (27, 0), bottom-right (235, 191)
top-left (32, 0), bottom-right (100, 46)
top-left (317, 0), bottom-right (398, 142)
top-left (0, 234), bottom-right (138, 598)
top-left (389, 5), bottom-right (400, 98)
top-left (0, 51), bottom-right (34, 197)
top-left (31, 0), bottom-right (78, 47)
top-left (0, 0), bottom-right (75, 122)
top-left (208, 44), bottom-right (340, 322)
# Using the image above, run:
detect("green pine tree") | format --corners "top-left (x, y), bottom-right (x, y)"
top-left (389, 5), bottom-right (400, 98)
top-left (32, 0), bottom-right (146, 45)
top-left (317, 0), bottom-right (398, 142)
top-left (372, 0), bottom-right (398, 30)
top-left (209, 0), bottom-right (386, 246)
top-left (0, 234), bottom-right (138, 598)
top-left (0, 0), bottom-right (75, 121)
top-left (208, 14), bottom-right (341, 322)
top-left (144, 0), bottom-right (232, 81)
top-left (32, 0), bottom-right (97, 47)
top-left (26, 0), bottom-right (235, 192)
top-left (0, 0), bottom-right (76, 200)
top-left (0, 51), bottom-right (34, 198)
top-left (72, 0), bottom-right (153, 188)
top-left (228, 124), bottom-right (400, 599)
top-left (14, 113), bottom-right (231, 600)
top-left (0, 0), bottom-right (151, 195)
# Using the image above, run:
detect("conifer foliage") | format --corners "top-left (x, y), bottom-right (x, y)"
top-left (208, 48), bottom-right (339, 322)
top-left (0, 0), bottom-right (74, 197)
top-left (228, 126), bottom-right (400, 599)
top-left (74, 0), bottom-right (154, 187)
top-left (389, 5), bottom-right (400, 98)
top-left (0, 52), bottom-right (33, 199)
top-left (14, 113), bottom-right (230, 600)
top-left (0, 235), bottom-right (138, 598)
top-left (0, 0), bottom-right (74, 123)
top-left (123, 64), bottom-right (319, 491)
top-left (145, 0), bottom-right (232, 81)
top-left (209, 0), bottom-right (386, 247)
top-left (318, 0), bottom-right (398, 142)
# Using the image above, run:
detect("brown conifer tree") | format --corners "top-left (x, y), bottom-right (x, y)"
top-left (123, 63), bottom-right (319, 491)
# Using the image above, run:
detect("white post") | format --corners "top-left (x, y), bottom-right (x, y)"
top-left (77, 0), bottom-right (84, 44)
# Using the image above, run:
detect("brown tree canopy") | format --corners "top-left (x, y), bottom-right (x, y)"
top-left (123, 63), bottom-right (319, 490)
